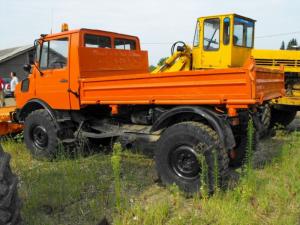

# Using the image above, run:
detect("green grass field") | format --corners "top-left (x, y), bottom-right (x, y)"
top-left (2, 128), bottom-right (300, 225)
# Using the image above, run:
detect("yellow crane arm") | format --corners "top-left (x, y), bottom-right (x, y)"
top-left (151, 44), bottom-right (192, 74)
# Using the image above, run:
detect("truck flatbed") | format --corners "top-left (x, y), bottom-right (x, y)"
top-left (80, 59), bottom-right (284, 109)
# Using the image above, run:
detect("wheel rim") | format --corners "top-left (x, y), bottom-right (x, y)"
top-left (31, 125), bottom-right (48, 149)
top-left (169, 145), bottom-right (201, 180)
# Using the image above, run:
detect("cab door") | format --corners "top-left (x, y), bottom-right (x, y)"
top-left (193, 16), bottom-right (232, 69)
top-left (201, 18), bottom-right (222, 69)
top-left (35, 36), bottom-right (71, 109)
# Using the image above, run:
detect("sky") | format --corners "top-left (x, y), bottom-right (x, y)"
top-left (0, 0), bottom-right (300, 65)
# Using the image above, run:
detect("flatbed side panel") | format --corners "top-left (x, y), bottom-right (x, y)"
top-left (254, 67), bottom-right (285, 102)
top-left (78, 47), bottom-right (149, 78)
top-left (79, 68), bottom-right (254, 105)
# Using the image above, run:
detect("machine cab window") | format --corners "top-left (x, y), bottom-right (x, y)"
top-left (85, 34), bottom-right (111, 48)
top-left (233, 17), bottom-right (254, 48)
top-left (203, 18), bottom-right (220, 51)
top-left (40, 38), bottom-right (69, 70)
top-left (114, 38), bottom-right (136, 50)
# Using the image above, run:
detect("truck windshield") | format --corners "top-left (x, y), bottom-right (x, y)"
top-left (233, 17), bottom-right (254, 48)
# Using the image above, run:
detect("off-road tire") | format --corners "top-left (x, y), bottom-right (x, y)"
top-left (155, 122), bottom-right (229, 194)
top-left (270, 108), bottom-right (297, 127)
top-left (24, 109), bottom-right (59, 159)
top-left (258, 104), bottom-right (272, 138)
top-left (229, 116), bottom-right (259, 168)
top-left (0, 145), bottom-right (22, 225)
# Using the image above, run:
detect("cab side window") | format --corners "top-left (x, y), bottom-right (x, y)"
top-left (114, 38), bottom-right (136, 50)
top-left (40, 38), bottom-right (69, 70)
top-left (85, 34), bottom-right (111, 48)
top-left (203, 18), bottom-right (220, 51)
top-left (233, 17), bottom-right (254, 48)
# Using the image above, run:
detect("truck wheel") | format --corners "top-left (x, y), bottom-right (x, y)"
top-left (0, 145), bottom-right (22, 225)
top-left (24, 109), bottom-right (59, 159)
top-left (155, 122), bottom-right (229, 194)
top-left (258, 104), bottom-right (271, 138)
top-left (270, 108), bottom-right (297, 127)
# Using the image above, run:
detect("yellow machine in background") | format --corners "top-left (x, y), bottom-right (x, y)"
top-left (153, 13), bottom-right (299, 127)
top-left (153, 13), bottom-right (255, 72)
top-left (253, 49), bottom-right (300, 105)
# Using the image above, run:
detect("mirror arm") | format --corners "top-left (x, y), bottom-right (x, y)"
top-left (33, 62), bottom-right (43, 76)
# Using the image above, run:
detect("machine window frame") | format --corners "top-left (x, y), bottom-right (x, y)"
top-left (223, 17), bottom-right (231, 45)
top-left (193, 21), bottom-right (200, 47)
top-left (34, 40), bottom-right (41, 63)
top-left (233, 16), bottom-right (255, 48)
top-left (203, 18), bottom-right (220, 51)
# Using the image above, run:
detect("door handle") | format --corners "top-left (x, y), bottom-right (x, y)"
top-left (67, 88), bottom-right (79, 98)
top-left (60, 79), bottom-right (68, 83)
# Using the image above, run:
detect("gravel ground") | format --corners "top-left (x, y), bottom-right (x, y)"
top-left (253, 113), bottom-right (300, 168)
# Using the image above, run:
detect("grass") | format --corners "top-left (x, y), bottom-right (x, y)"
top-left (2, 142), bottom-right (156, 225)
top-left (115, 131), bottom-right (300, 225)
top-left (2, 128), bottom-right (300, 225)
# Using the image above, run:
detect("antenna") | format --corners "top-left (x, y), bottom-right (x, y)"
top-left (50, 8), bottom-right (54, 34)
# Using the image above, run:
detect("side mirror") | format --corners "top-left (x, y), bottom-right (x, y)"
top-left (23, 64), bottom-right (32, 73)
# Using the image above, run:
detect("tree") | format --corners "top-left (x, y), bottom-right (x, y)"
top-left (157, 57), bottom-right (168, 66)
top-left (149, 65), bottom-right (156, 72)
top-left (280, 41), bottom-right (285, 50)
top-left (149, 57), bottom-right (168, 72)
top-left (287, 38), bottom-right (298, 50)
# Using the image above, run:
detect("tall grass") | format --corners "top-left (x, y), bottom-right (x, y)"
top-left (245, 118), bottom-right (255, 176)
top-left (2, 140), bottom-right (155, 225)
top-left (198, 153), bottom-right (209, 198)
top-left (111, 143), bottom-right (122, 211)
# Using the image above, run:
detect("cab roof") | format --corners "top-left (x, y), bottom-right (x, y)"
top-left (198, 13), bottom-right (256, 22)
top-left (40, 28), bottom-right (140, 40)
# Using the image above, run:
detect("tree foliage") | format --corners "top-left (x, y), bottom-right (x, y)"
top-left (287, 38), bottom-right (298, 50)
top-left (280, 38), bottom-right (299, 50)
top-left (158, 57), bottom-right (168, 66)
top-left (280, 41), bottom-right (285, 50)
top-left (148, 65), bottom-right (156, 72)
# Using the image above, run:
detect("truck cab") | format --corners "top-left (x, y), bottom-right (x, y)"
top-left (192, 14), bottom-right (255, 69)
top-left (18, 28), bottom-right (149, 111)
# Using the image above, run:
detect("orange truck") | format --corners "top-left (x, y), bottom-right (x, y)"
top-left (1, 25), bottom-right (284, 193)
